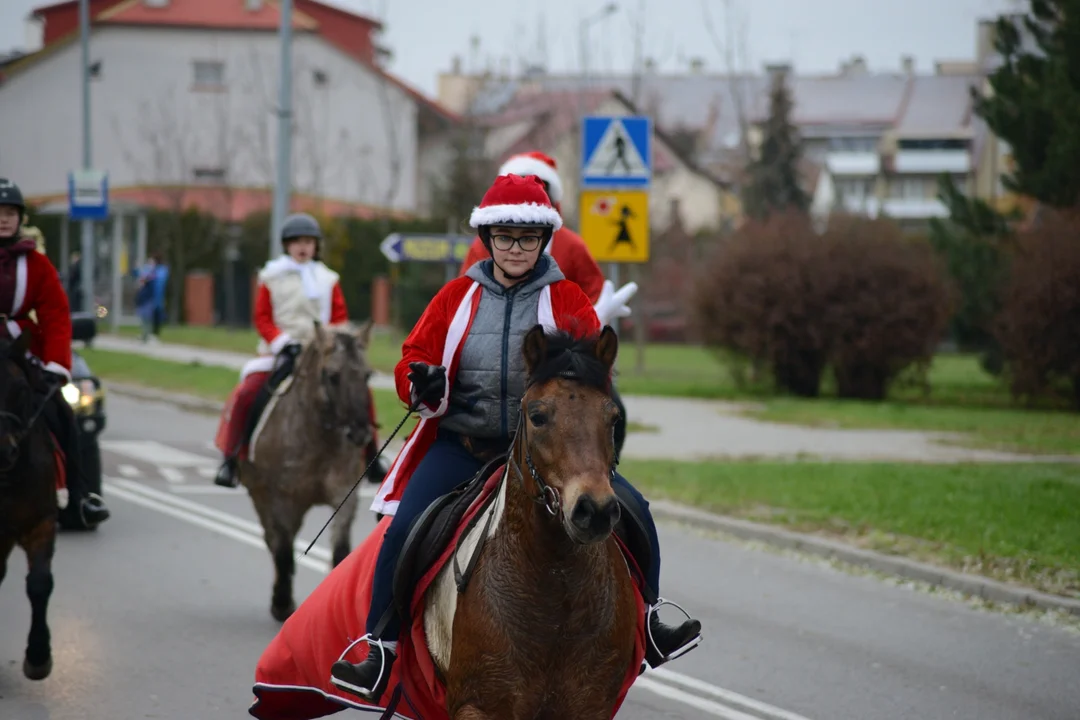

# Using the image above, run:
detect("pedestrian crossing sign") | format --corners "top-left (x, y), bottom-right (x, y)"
top-left (579, 190), bottom-right (649, 263)
top-left (581, 116), bottom-right (652, 188)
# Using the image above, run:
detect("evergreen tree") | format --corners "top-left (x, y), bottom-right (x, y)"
top-left (973, 0), bottom-right (1080, 208)
top-left (430, 123), bottom-right (494, 228)
top-left (743, 71), bottom-right (809, 220)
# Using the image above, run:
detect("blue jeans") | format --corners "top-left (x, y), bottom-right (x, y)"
top-left (366, 434), bottom-right (664, 640)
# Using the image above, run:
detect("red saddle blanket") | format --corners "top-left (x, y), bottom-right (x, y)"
top-left (249, 467), bottom-right (647, 720)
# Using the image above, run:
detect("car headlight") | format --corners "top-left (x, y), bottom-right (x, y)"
top-left (61, 380), bottom-right (97, 410)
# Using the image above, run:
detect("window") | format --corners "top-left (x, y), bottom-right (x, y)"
top-left (193, 60), bottom-right (225, 89)
top-left (890, 176), bottom-right (928, 199)
top-left (192, 167), bottom-right (226, 183)
top-left (836, 177), bottom-right (874, 206)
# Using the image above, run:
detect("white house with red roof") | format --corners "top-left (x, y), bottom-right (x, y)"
top-left (0, 0), bottom-right (458, 221)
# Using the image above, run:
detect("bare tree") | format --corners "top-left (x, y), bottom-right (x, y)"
top-left (702, 0), bottom-right (754, 165)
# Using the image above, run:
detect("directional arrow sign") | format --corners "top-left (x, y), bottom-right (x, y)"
top-left (380, 233), bottom-right (475, 264)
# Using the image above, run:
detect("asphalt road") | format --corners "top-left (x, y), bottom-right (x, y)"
top-left (1, 394), bottom-right (1078, 720)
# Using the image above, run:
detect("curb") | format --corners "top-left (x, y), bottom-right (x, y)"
top-left (649, 499), bottom-right (1080, 618)
top-left (105, 381), bottom-right (225, 415)
top-left (103, 380), bottom-right (1080, 619)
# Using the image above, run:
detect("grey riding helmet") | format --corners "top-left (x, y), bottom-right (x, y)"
top-left (281, 212), bottom-right (322, 246)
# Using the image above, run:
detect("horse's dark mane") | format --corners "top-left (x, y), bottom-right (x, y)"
top-left (526, 330), bottom-right (611, 392)
top-left (0, 338), bottom-right (35, 386)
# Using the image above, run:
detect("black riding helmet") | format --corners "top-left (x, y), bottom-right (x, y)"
top-left (0, 178), bottom-right (26, 241)
top-left (280, 212), bottom-right (322, 258)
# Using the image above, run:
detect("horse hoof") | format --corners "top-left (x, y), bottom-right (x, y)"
top-left (23, 656), bottom-right (52, 680)
top-left (271, 601), bottom-right (296, 623)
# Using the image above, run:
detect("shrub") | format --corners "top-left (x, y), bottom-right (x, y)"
top-left (692, 212), bottom-right (954, 400)
top-left (820, 215), bottom-right (954, 400)
top-left (995, 209), bottom-right (1080, 409)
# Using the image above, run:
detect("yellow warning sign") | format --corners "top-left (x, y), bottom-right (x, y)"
top-left (579, 190), bottom-right (649, 263)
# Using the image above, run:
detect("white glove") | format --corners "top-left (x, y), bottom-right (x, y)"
top-left (593, 280), bottom-right (638, 327)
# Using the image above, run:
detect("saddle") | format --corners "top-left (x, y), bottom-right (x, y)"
top-left (387, 455), bottom-right (657, 631)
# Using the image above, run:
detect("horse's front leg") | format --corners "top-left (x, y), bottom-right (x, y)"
top-left (20, 520), bottom-right (56, 680)
top-left (329, 477), bottom-right (359, 568)
top-left (268, 516), bottom-right (298, 622)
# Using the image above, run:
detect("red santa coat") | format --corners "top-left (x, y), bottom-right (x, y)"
top-left (371, 275), bottom-right (600, 516)
top-left (458, 227), bottom-right (606, 304)
top-left (0, 240), bottom-right (72, 381)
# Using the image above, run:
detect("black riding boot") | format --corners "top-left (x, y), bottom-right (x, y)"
top-left (50, 394), bottom-right (109, 527)
top-left (214, 456), bottom-right (239, 488)
top-left (330, 641), bottom-right (396, 702)
top-left (645, 610), bottom-right (702, 668)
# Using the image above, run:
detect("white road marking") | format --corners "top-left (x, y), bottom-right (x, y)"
top-left (103, 476), bottom-right (817, 720)
top-left (170, 485), bottom-right (245, 495)
top-left (159, 467), bottom-right (186, 483)
top-left (101, 439), bottom-right (216, 467)
top-left (117, 464), bottom-right (141, 478)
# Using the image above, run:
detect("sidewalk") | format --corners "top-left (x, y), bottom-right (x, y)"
top-left (90, 334), bottom-right (1078, 464)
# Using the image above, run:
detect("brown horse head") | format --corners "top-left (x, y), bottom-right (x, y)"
top-left (519, 323), bottom-right (621, 544)
top-left (302, 320), bottom-right (375, 447)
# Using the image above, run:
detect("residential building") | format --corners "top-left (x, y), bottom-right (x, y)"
top-left (0, 0), bottom-right (457, 219)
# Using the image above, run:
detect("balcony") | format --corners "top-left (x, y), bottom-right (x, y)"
top-left (826, 151), bottom-right (880, 176)
top-left (881, 197), bottom-right (949, 219)
top-left (893, 149), bottom-right (971, 174)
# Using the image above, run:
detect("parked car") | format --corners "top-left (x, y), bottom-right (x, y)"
top-left (58, 313), bottom-right (106, 530)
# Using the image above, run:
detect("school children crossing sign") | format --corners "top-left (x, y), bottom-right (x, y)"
top-left (580, 116), bottom-right (652, 189)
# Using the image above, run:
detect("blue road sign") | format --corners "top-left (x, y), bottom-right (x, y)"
top-left (581, 116), bottom-right (652, 189)
top-left (68, 169), bottom-right (109, 221)
top-left (380, 233), bottom-right (475, 264)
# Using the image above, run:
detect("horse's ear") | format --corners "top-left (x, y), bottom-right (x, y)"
top-left (10, 328), bottom-right (31, 358)
top-left (522, 324), bottom-right (548, 376)
top-left (594, 325), bottom-right (618, 370)
top-left (354, 319), bottom-right (374, 347)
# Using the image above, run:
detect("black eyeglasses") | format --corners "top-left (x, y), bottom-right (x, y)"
top-left (490, 234), bottom-right (542, 252)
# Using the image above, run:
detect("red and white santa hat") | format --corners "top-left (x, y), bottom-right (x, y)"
top-left (497, 150), bottom-right (564, 204)
top-left (469, 174), bottom-right (564, 231)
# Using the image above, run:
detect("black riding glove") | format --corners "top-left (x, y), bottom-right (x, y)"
top-left (280, 342), bottom-right (303, 360)
top-left (43, 370), bottom-right (68, 389)
top-left (408, 362), bottom-right (446, 405)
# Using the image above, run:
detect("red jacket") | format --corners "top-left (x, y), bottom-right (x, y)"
top-left (371, 275), bottom-right (599, 516)
top-left (459, 227), bottom-right (605, 304)
top-left (0, 240), bottom-right (72, 380)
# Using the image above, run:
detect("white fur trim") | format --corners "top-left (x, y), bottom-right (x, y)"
top-left (538, 286), bottom-right (556, 334)
top-left (498, 157), bottom-right (564, 203)
top-left (43, 361), bottom-right (71, 382)
top-left (268, 333), bottom-right (294, 355)
top-left (12, 255), bottom-right (27, 315)
top-left (240, 355), bottom-right (275, 380)
top-left (6, 320), bottom-right (20, 338)
top-left (469, 203), bottom-right (563, 231)
top-left (57, 488), bottom-right (69, 510)
top-left (371, 282), bottom-right (481, 517)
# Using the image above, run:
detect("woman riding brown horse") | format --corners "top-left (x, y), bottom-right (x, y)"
top-left (0, 330), bottom-right (61, 681)
top-left (439, 325), bottom-right (643, 718)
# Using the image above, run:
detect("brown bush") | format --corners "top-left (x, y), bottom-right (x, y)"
top-left (692, 212), bottom-right (954, 400)
top-left (995, 209), bottom-right (1080, 409)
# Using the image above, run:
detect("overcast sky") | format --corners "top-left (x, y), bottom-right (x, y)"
top-left (2, 0), bottom-right (1021, 97)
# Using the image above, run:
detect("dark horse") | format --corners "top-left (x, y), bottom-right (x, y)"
top-left (0, 330), bottom-right (60, 681)
top-left (422, 325), bottom-right (639, 719)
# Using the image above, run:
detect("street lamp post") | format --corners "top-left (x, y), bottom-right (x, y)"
top-left (78, 0), bottom-right (95, 316)
top-left (270, 0), bottom-right (295, 259)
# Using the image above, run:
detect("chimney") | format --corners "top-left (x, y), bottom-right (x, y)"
top-left (245, 0), bottom-right (263, 11)
top-left (143, 0), bottom-right (169, 7)
top-left (764, 62), bottom-right (791, 84)
top-left (689, 57), bottom-right (705, 74)
top-left (644, 57), bottom-right (657, 72)
top-left (451, 55), bottom-right (462, 74)
top-left (840, 54), bottom-right (868, 75)
top-left (901, 55), bottom-right (914, 74)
